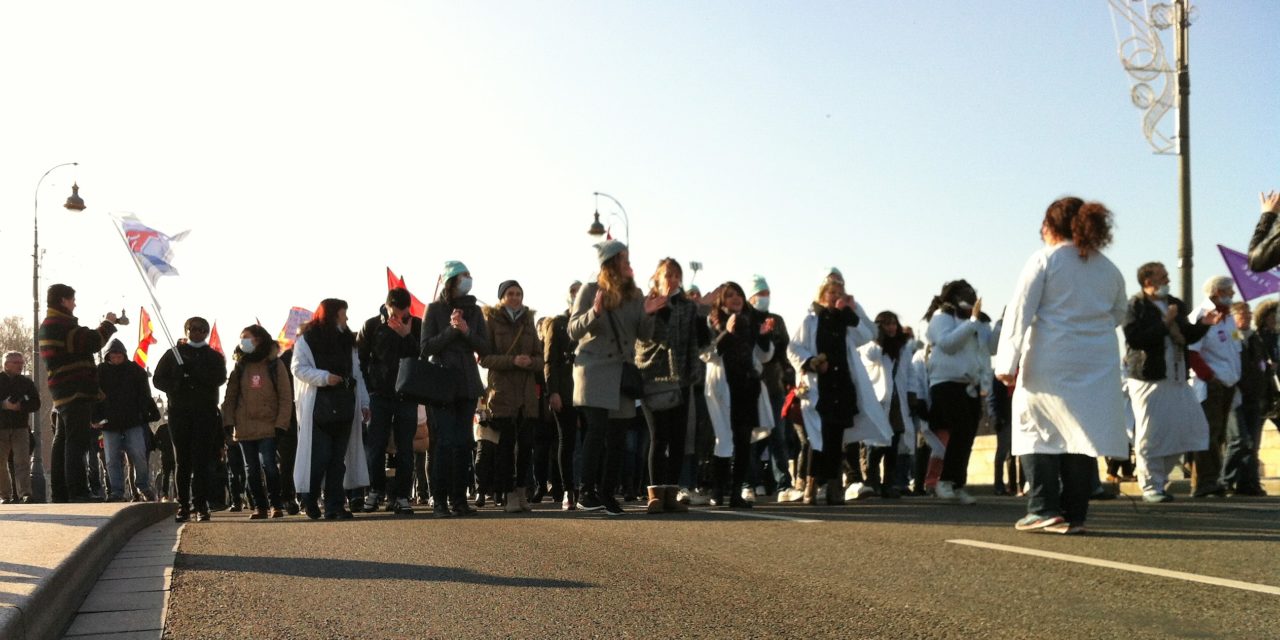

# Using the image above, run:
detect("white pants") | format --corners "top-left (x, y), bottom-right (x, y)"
top-left (1137, 452), bottom-right (1182, 494)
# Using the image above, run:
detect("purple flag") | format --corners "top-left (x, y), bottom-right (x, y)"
top-left (1218, 245), bottom-right (1280, 300)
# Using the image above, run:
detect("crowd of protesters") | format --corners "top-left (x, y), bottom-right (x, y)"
top-left (3, 193), bottom-right (1277, 534)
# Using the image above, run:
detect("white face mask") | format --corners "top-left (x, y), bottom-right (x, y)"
top-left (240, 338), bottom-right (256, 354)
top-left (1155, 284), bottom-right (1170, 299)
top-left (1216, 295), bottom-right (1235, 307)
top-left (753, 296), bottom-right (770, 313)
top-left (187, 340), bottom-right (208, 348)
top-left (456, 276), bottom-right (473, 296)
top-left (957, 301), bottom-right (973, 311)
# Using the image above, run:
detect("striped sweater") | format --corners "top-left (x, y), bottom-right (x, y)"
top-left (39, 307), bottom-right (117, 408)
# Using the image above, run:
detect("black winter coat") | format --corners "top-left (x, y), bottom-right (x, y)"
top-left (0, 373), bottom-right (40, 430)
top-left (1122, 294), bottom-right (1211, 382)
top-left (152, 343), bottom-right (227, 409)
top-left (358, 311), bottom-right (423, 397)
top-left (420, 296), bottom-right (490, 400)
top-left (95, 361), bottom-right (159, 430)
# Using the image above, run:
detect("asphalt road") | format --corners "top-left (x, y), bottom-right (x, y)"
top-left (162, 494), bottom-right (1280, 639)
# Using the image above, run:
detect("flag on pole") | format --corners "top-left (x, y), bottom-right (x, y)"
top-left (209, 323), bottom-right (224, 355)
top-left (386, 267), bottom-right (427, 318)
top-left (133, 307), bottom-right (157, 369)
top-left (277, 306), bottom-right (314, 352)
top-left (1218, 244), bottom-right (1280, 301)
top-left (120, 214), bottom-right (189, 288)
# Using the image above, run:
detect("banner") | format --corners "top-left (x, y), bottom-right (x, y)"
top-left (119, 214), bottom-right (189, 288)
top-left (277, 306), bottom-right (314, 352)
top-left (1218, 245), bottom-right (1280, 301)
top-left (133, 307), bottom-right (157, 369)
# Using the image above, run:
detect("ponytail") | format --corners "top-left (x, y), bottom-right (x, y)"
top-left (1043, 196), bottom-right (1113, 259)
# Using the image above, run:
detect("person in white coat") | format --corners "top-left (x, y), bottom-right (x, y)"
top-left (994, 197), bottom-right (1128, 534)
top-left (1187, 275), bottom-right (1241, 498)
top-left (703, 281), bottom-right (775, 509)
top-left (858, 311), bottom-right (916, 499)
top-left (291, 299), bottom-right (371, 520)
top-left (787, 275), bottom-right (893, 505)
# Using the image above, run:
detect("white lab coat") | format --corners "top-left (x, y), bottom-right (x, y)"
top-left (291, 333), bottom-right (371, 492)
top-left (993, 243), bottom-right (1128, 458)
top-left (858, 340), bottom-right (918, 454)
top-left (787, 312), bottom-right (893, 452)
top-left (703, 341), bottom-right (775, 459)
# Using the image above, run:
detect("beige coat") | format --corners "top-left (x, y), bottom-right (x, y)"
top-left (221, 355), bottom-right (292, 442)
top-left (479, 305), bottom-right (544, 419)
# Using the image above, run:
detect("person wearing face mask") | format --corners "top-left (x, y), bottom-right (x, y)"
top-left (1123, 262), bottom-right (1219, 502)
top-left (748, 275), bottom-right (801, 502)
top-left (1224, 302), bottom-right (1270, 496)
top-left (922, 279), bottom-right (990, 505)
top-left (479, 280), bottom-right (544, 513)
top-left (634, 258), bottom-right (708, 513)
top-left (291, 299), bottom-right (371, 519)
top-left (220, 325), bottom-right (292, 518)
top-left (421, 261), bottom-right (490, 517)
top-left (542, 281), bottom-right (583, 510)
top-left (357, 288), bottom-right (423, 515)
top-left (1186, 276), bottom-right (1241, 498)
top-left (568, 241), bottom-right (662, 516)
top-left (153, 316), bottom-right (229, 522)
top-left (994, 197), bottom-right (1129, 535)
top-left (94, 340), bottom-right (159, 502)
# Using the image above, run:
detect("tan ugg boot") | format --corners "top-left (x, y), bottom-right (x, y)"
top-left (646, 486), bottom-right (665, 514)
top-left (803, 477), bottom-right (818, 505)
top-left (663, 486), bottom-right (688, 513)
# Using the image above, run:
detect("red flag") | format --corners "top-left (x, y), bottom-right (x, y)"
top-left (386, 267), bottom-right (427, 318)
top-left (209, 322), bottom-right (224, 355)
top-left (133, 307), bottom-right (157, 369)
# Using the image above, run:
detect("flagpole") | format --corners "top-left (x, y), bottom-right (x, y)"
top-left (108, 214), bottom-right (184, 365)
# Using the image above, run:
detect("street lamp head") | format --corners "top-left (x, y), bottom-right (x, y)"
top-left (587, 210), bottom-right (606, 237)
top-left (63, 183), bottom-right (85, 212)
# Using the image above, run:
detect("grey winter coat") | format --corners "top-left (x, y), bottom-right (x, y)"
top-left (568, 282), bottom-right (654, 416)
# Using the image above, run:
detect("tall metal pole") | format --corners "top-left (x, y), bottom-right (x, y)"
top-left (32, 162), bottom-right (77, 502)
top-left (1175, 0), bottom-right (1193, 303)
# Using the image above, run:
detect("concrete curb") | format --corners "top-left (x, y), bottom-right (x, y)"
top-left (0, 502), bottom-right (177, 640)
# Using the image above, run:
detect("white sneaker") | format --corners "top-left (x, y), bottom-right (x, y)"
top-left (845, 482), bottom-right (871, 501)
top-left (776, 488), bottom-right (804, 502)
top-left (935, 481), bottom-right (956, 499)
top-left (954, 488), bottom-right (977, 505)
top-left (686, 488), bottom-right (711, 506)
top-left (741, 487), bottom-right (756, 503)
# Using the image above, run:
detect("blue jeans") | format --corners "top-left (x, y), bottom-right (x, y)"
top-left (1223, 401), bottom-right (1264, 491)
top-left (1022, 453), bottom-right (1093, 525)
top-left (309, 420), bottom-right (351, 514)
top-left (240, 437), bottom-right (281, 510)
top-left (366, 394), bottom-right (418, 500)
top-left (102, 425), bottom-right (152, 499)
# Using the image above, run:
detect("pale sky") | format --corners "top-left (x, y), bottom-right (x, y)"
top-left (2, 1), bottom-right (1277, 359)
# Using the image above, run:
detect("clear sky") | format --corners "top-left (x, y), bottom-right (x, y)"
top-left (1, 1), bottom-right (1276, 357)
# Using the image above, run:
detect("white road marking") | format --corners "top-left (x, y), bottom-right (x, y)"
top-left (947, 539), bottom-right (1280, 596)
top-left (704, 510), bottom-right (821, 523)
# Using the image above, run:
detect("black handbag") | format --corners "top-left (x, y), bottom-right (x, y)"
top-left (313, 384), bottom-right (357, 425)
top-left (396, 357), bottom-right (458, 406)
top-left (605, 310), bottom-right (645, 400)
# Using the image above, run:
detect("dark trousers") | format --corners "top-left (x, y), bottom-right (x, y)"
top-left (427, 399), bottom-right (476, 507)
top-left (932, 382), bottom-right (982, 488)
top-left (170, 404), bottom-right (222, 512)
top-left (276, 428), bottom-right (298, 505)
top-left (309, 420), bottom-right (351, 514)
top-left (1193, 380), bottom-right (1235, 494)
top-left (240, 437), bottom-right (281, 510)
top-left (1022, 452), bottom-right (1094, 525)
top-left (815, 411), bottom-right (849, 484)
top-left (579, 406), bottom-right (625, 495)
top-left (531, 418), bottom-right (557, 493)
top-left (728, 379), bottom-right (760, 490)
top-left (862, 433), bottom-right (901, 489)
top-left (226, 439), bottom-right (247, 507)
top-left (792, 422), bottom-right (812, 481)
top-left (752, 389), bottom-right (794, 491)
top-left (494, 414), bottom-right (535, 493)
top-left (365, 394), bottom-right (418, 500)
top-left (474, 439), bottom-right (498, 495)
top-left (52, 400), bottom-right (94, 501)
top-left (1223, 399), bottom-right (1264, 491)
top-left (641, 389), bottom-right (689, 486)
top-left (550, 406), bottom-right (580, 493)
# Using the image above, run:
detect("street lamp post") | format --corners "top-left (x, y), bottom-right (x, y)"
top-left (586, 191), bottom-right (630, 247)
top-left (31, 162), bottom-right (85, 502)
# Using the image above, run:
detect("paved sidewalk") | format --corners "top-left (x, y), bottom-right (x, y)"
top-left (0, 502), bottom-right (175, 640)
top-left (63, 520), bottom-right (182, 639)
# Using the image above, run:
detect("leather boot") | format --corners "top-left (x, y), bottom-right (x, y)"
top-left (711, 457), bottom-right (732, 506)
top-left (803, 477), bottom-right (818, 505)
top-left (646, 486), bottom-right (665, 514)
top-left (826, 479), bottom-right (845, 505)
top-left (663, 486), bottom-right (688, 513)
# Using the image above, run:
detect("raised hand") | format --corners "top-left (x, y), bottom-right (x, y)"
top-left (1261, 190), bottom-right (1280, 214)
top-left (643, 292), bottom-right (668, 315)
top-left (760, 317), bottom-right (776, 335)
top-left (450, 309), bottom-right (469, 334)
top-left (592, 290), bottom-right (605, 315)
top-left (726, 313), bottom-right (739, 334)
top-left (972, 298), bottom-right (983, 319)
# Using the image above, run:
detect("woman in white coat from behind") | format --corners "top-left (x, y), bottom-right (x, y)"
top-left (291, 299), bottom-right (371, 520)
top-left (993, 197), bottom-right (1128, 535)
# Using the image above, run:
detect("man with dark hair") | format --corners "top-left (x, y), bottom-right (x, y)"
top-left (39, 283), bottom-right (121, 502)
top-left (357, 288), bottom-right (423, 515)
top-left (0, 352), bottom-right (40, 503)
top-left (153, 316), bottom-right (227, 522)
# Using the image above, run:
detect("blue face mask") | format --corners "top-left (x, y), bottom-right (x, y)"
top-left (240, 338), bottom-right (256, 354)
top-left (457, 277), bottom-right (473, 296)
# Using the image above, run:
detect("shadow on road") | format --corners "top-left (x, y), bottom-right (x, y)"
top-left (177, 553), bottom-right (595, 589)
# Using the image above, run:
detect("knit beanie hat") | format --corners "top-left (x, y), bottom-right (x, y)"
top-left (441, 260), bottom-right (469, 281)
top-left (497, 280), bottom-right (522, 300)
top-left (749, 275), bottom-right (770, 298)
top-left (826, 267), bottom-right (844, 285)
top-left (595, 240), bottom-right (627, 266)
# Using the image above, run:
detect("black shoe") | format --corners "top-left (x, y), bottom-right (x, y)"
top-left (576, 491), bottom-right (605, 511)
top-left (433, 504), bottom-right (455, 518)
top-left (228, 503), bottom-right (243, 512)
top-left (324, 512), bottom-right (340, 520)
top-left (196, 511), bottom-right (211, 522)
top-left (475, 493), bottom-right (487, 508)
top-left (303, 501), bottom-right (322, 520)
top-left (601, 494), bottom-right (625, 516)
top-left (531, 486), bottom-right (547, 503)
top-left (285, 501), bottom-right (300, 516)
top-left (174, 508), bottom-right (191, 523)
top-left (880, 486), bottom-right (902, 499)
top-left (729, 494), bottom-right (753, 509)
top-left (452, 504), bottom-right (478, 517)
top-left (339, 510), bottom-right (355, 520)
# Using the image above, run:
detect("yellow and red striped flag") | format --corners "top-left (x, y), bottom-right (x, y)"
top-left (133, 307), bottom-right (157, 369)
